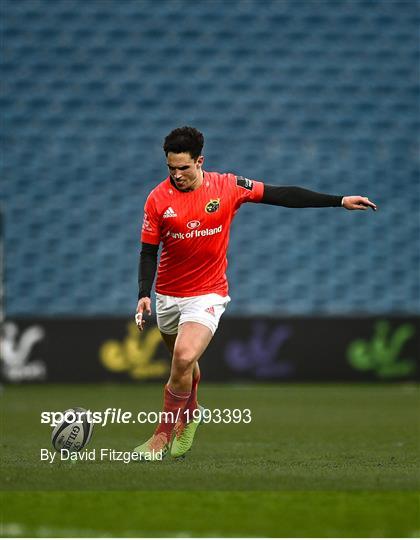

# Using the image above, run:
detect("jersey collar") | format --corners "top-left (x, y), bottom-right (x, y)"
top-left (169, 171), bottom-right (205, 193)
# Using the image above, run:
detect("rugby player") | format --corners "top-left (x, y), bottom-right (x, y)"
top-left (134, 126), bottom-right (376, 459)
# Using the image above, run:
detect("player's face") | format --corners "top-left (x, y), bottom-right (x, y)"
top-left (166, 152), bottom-right (204, 191)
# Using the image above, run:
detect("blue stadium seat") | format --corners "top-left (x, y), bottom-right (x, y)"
top-left (1, 0), bottom-right (419, 315)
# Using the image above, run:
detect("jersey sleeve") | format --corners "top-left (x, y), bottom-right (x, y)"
top-left (140, 192), bottom-right (161, 245)
top-left (228, 173), bottom-right (265, 207)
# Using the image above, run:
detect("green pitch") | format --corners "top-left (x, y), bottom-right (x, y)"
top-left (1, 383), bottom-right (419, 537)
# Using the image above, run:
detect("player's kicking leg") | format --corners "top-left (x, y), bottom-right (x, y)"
top-left (159, 331), bottom-right (204, 458)
top-left (164, 324), bottom-right (207, 458)
top-left (134, 322), bottom-right (212, 460)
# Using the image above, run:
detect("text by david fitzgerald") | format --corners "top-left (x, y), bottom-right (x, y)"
top-left (40, 448), bottom-right (163, 463)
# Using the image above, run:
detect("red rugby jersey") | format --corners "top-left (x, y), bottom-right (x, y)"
top-left (141, 171), bottom-right (264, 297)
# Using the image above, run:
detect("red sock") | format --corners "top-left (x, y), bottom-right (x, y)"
top-left (184, 372), bottom-right (201, 419)
top-left (155, 384), bottom-right (191, 438)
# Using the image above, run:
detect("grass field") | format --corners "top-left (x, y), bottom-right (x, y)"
top-left (1, 383), bottom-right (419, 537)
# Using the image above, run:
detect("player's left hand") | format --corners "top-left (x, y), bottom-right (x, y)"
top-left (342, 196), bottom-right (377, 211)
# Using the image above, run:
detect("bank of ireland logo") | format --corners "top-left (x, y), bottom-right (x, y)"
top-left (205, 198), bottom-right (220, 213)
top-left (187, 220), bottom-right (201, 230)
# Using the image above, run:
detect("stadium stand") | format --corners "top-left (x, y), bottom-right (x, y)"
top-left (1, 0), bottom-right (419, 315)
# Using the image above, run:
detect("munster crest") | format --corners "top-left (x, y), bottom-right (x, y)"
top-left (205, 198), bottom-right (220, 213)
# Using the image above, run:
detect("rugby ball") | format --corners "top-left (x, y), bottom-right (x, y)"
top-left (51, 407), bottom-right (93, 452)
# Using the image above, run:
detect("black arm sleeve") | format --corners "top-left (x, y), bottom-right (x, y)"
top-left (261, 184), bottom-right (343, 208)
top-left (138, 242), bottom-right (159, 300)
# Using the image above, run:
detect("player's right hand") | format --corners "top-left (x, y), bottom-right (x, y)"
top-left (135, 297), bottom-right (152, 331)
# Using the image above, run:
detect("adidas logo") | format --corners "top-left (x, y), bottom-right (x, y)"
top-left (205, 306), bottom-right (215, 316)
top-left (163, 207), bottom-right (177, 218)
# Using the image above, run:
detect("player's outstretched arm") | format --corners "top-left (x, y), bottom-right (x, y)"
top-left (341, 195), bottom-right (377, 211)
top-left (260, 184), bottom-right (377, 210)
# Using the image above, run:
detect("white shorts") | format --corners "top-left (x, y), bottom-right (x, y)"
top-left (156, 293), bottom-right (231, 336)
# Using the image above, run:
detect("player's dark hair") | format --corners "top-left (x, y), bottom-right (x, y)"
top-left (163, 126), bottom-right (204, 159)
